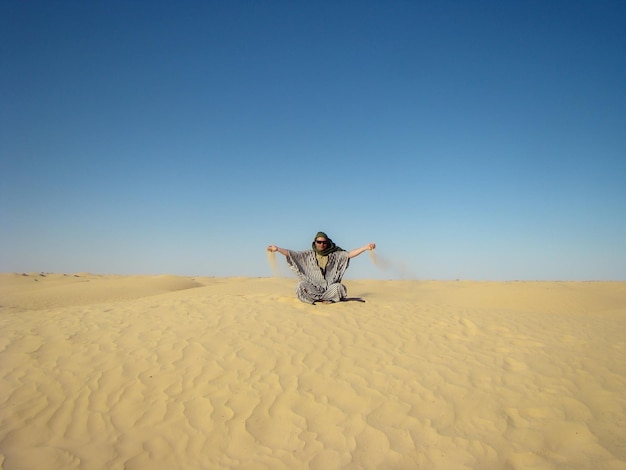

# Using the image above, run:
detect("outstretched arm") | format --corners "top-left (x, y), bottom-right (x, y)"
top-left (267, 245), bottom-right (289, 256)
top-left (348, 243), bottom-right (376, 259)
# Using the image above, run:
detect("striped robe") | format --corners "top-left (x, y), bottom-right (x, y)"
top-left (286, 250), bottom-right (350, 304)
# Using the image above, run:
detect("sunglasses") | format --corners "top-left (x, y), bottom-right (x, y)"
top-left (315, 240), bottom-right (329, 245)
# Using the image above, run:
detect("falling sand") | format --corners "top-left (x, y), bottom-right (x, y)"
top-left (369, 249), bottom-right (386, 269)
top-left (1, 273), bottom-right (625, 469)
top-left (266, 250), bottom-right (279, 277)
top-left (369, 249), bottom-right (414, 279)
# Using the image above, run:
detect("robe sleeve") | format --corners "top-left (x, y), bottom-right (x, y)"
top-left (285, 250), bottom-right (317, 282)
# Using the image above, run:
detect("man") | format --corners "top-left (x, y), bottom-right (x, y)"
top-left (267, 231), bottom-right (375, 304)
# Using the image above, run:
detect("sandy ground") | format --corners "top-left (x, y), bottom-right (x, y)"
top-left (1, 272), bottom-right (625, 469)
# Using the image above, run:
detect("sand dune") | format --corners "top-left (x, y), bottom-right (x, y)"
top-left (0, 273), bottom-right (205, 311)
top-left (1, 273), bottom-right (625, 469)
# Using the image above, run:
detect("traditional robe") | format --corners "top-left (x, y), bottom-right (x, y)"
top-left (286, 250), bottom-right (350, 304)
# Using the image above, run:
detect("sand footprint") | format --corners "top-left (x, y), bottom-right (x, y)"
top-left (503, 357), bottom-right (528, 372)
top-left (459, 317), bottom-right (479, 337)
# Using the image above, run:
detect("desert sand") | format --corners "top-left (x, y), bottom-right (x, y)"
top-left (1, 272), bottom-right (625, 469)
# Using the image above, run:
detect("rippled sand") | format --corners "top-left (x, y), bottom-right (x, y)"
top-left (1, 273), bottom-right (625, 469)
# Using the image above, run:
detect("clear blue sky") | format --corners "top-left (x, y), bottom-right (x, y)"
top-left (2, 1), bottom-right (625, 280)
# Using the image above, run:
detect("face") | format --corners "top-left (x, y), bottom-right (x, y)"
top-left (315, 238), bottom-right (329, 249)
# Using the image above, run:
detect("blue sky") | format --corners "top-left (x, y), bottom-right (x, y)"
top-left (2, 1), bottom-right (625, 280)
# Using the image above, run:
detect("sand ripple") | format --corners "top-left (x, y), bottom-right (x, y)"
top-left (1, 276), bottom-right (625, 469)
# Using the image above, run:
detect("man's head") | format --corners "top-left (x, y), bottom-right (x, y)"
top-left (314, 232), bottom-right (329, 248)
top-left (312, 231), bottom-right (342, 254)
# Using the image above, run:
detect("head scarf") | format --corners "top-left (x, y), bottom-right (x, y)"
top-left (311, 231), bottom-right (343, 256)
